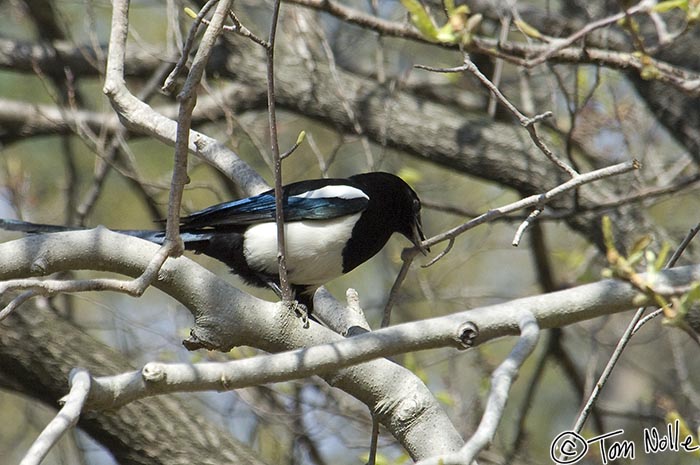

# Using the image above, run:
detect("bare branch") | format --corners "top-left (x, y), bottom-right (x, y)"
top-left (266, 0), bottom-right (295, 307)
top-left (0, 290), bottom-right (36, 321)
top-left (525, 0), bottom-right (655, 66)
top-left (0, 83), bottom-right (266, 142)
top-left (3, 231), bottom-right (700, 411)
top-left (383, 160), bottom-right (639, 322)
top-left (284, 0), bottom-right (700, 96)
top-left (19, 369), bottom-right (91, 465)
top-left (162, 0), bottom-right (218, 94)
top-left (381, 253), bottom-right (414, 327)
top-left (416, 311), bottom-right (540, 465)
top-left (422, 160), bottom-right (640, 254)
top-left (165, 0), bottom-right (234, 254)
top-left (417, 58), bottom-right (575, 177)
top-left (0, 240), bottom-right (172, 305)
top-left (572, 221), bottom-right (700, 434)
top-left (103, 0), bottom-right (268, 197)
top-left (0, 229), bottom-right (464, 459)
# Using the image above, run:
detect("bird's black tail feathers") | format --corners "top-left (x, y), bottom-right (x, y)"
top-left (0, 219), bottom-right (86, 235)
top-left (0, 218), bottom-right (178, 245)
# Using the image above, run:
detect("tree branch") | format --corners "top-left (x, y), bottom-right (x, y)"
top-left (103, 0), bottom-right (268, 197)
top-left (2, 230), bottom-right (700, 463)
top-left (285, 0), bottom-right (700, 96)
top-left (0, 229), bottom-right (464, 459)
top-left (20, 369), bottom-right (91, 465)
top-left (416, 311), bottom-right (540, 465)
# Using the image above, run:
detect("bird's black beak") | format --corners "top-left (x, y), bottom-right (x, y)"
top-left (412, 218), bottom-right (429, 255)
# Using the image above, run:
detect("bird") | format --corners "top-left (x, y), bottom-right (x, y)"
top-left (0, 172), bottom-right (428, 313)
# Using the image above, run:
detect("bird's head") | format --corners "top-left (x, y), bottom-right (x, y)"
top-left (399, 185), bottom-right (429, 256)
top-left (352, 172), bottom-right (429, 255)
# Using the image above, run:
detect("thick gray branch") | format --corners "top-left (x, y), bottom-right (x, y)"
top-left (0, 300), bottom-right (268, 465)
top-left (2, 230), bottom-right (699, 458)
top-left (0, 229), bottom-right (464, 459)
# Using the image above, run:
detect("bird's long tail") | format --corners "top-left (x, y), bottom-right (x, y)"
top-left (0, 219), bottom-right (169, 244)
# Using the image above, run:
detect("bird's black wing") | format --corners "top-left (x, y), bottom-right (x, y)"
top-left (180, 180), bottom-right (369, 230)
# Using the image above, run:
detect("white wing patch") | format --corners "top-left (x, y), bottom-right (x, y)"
top-left (292, 185), bottom-right (368, 200)
top-left (243, 213), bottom-right (361, 285)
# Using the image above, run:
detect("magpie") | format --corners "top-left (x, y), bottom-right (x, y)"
top-left (0, 172), bottom-right (427, 311)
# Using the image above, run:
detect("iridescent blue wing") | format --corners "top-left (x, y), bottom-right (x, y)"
top-left (180, 180), bottom-right (369, 229)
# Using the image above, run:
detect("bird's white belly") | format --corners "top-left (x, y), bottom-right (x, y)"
top-left (243, 214), bottom-right (360, 285)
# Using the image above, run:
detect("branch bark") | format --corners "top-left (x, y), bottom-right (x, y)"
top-left (0, 229), bottom-right (464, 459)
top-left (0, 31), bottom-right (657, 251)
top-left (0, 300), bottom-right (268, 465)
top-left (2, 230), bottom-right (699, 458)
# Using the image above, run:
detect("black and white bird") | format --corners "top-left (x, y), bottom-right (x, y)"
top-left (0, 172), bottom-right (427, 311)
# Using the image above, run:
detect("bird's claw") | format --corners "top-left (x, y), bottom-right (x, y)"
top-left (285, 300), bottom-right (309, 328)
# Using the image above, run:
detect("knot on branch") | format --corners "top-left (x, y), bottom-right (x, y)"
top-left (456, 321), bottom-right (479, 348)
top-left (30, 257), bottom-right (48, 275)
top-left (142, 362), bottom-right (166, 382)
top-left (183, 327), bottom-right (234, 352)
top-left (375, 394), bottom-right (428, 428)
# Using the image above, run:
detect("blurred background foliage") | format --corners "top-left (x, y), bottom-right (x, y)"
top-left (1, 1), bottom-right (700, 464)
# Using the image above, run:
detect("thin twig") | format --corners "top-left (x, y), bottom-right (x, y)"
top-left (0, 290), bottom-right (36, 321)
top-left (286, 0), bottom-right (700, 97)
top-left (103, 0), bottom-right (269, 197)
top-left (573, 221), bottom-right (700, 433)
top-left (512, 208), bottom-right (542, 246)
top-left (381, 254), bottom-right (414, 327)
top-left (415, 311), bottom-right (540, 465)
top-left (527, 0), bottom-right (655, 66)
top-left (422, 238), bottom-right (454, 268)
top-left (417, 57), bottom-right (575, 177)
top-left (368, 413), bottom-right (380, 465)
top-left (386, 160), bottom-right (639, 317)
top-left (162, 0), bottom-right (218, 94)
top-left (632, 222), bottom-right (700, 334)
top-left (0, 242), bottom-right (172, 321)
top-left (266, 0), bottom-right (294, 306)
top-left (19, 369), bottom-right (91, 465)
top-left (280, 135), bottom-right (304, 160)
top-left (227, 10), bottom-right (270, 48)
top-left (424, 160), bottom-right (639, 253)
top-left (487, 14), bottom-right (511, 118)
top-left (166, 0), bottom-right (233, 259)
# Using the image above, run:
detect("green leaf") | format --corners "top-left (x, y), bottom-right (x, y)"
top-left (644, 250), bottom-right (657, 275)
top-left (680, 282), bottom-right (700, 309)
top-left (295, 130), bottom-right (306, 145)
top-left (602, 216), bottom-right (616, 252)
top-left (183, 7), bottom-right (198, 19)
top-left (400, 0), bottom-right (439, 39)
top-left (515, 19), bottom-right (544, 39)
top-left (654, 242), bottom-right (671, 271)
top-left (436, 23), bottom-right (457, 43)
top-left (653, 0), bottom-right (688, 13)
top-left (629, 234), bottom-right (652, 257)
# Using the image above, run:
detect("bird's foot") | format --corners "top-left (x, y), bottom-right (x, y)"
top-left (285, 300), bottom-right (309, 328)
top-left (264, 279), bottom-right (311, 327)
